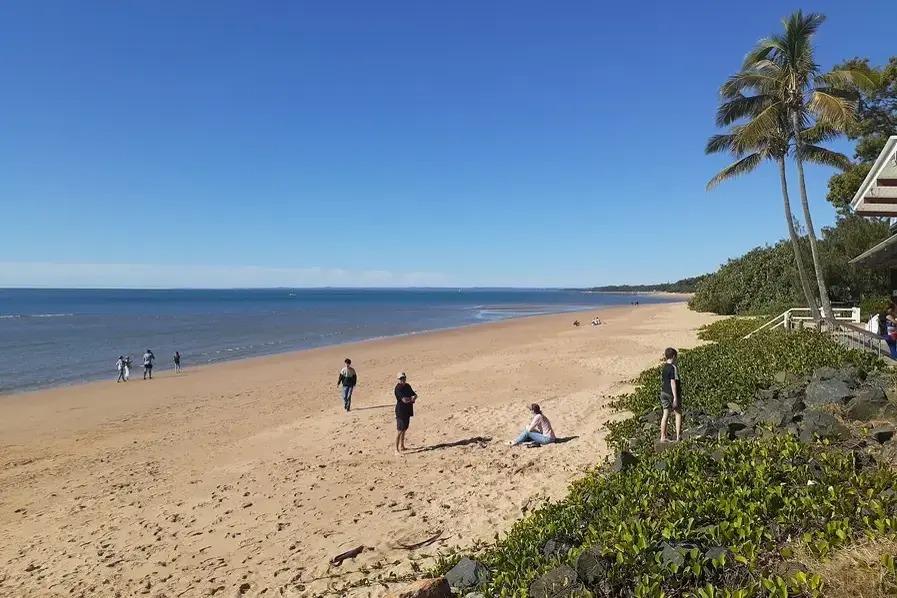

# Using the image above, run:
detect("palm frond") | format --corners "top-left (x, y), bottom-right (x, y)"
top-left (715, 93), bottom-right (774, 127)
top-left (799, 144), bottom-right (850, 170)
top-left (734, 102), bottom-right (781, 147)
top-left (800, 122), bottom-right (842, 145)
top-left (808, 90), bottom-right (855, 128)
top-left (720, 71), bottom-right (780, 98)
top-left (706, 153), bottom-right (764, 190)
top-left (742, 37), bottom-right (785, 70)
top-left (817, 67), bottom-right (882, 93)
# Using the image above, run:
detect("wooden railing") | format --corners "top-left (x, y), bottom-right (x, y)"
top-left (819, 319), bottom-right (895, 361)
top-left (743, 307), bottom-right (861, 339)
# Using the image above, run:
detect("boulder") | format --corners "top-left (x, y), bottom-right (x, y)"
top-left (846, 387), bottom-right (889, 421)
top-left (529, 566), bottom-right (582, 598)
top-left (389, 578), bottom-right (452, 598)
top-left (727, 402), bottom-right (744, 414)
top-left (682, 423), bottom-right (711, 440)
top-left (747, 400), bottom-right (789, 428)
top-left (574, 547), bottom-right (609, 585)
top-left (869, 424), bottom-right (896, 444)
top-left (733, 427), bottom-right (756, 440)
top-left (543, 539), bottom-right (573, 561)
top-left (774, 371), bottom-right (798, 385)
top-left (654, 440), bottom-right (677, 454)
top-left (799, 411), bottom-right (850, 443)
top-left (805, 380), bottom-right (853, 408)
top-left (611, 451), bottom-right (637, 473)
top-left (659, 543), bottom-right (685, 568)
top-left (756, 388), bottom-right (778, 402)
top-left (811, 366), bottom-right (842, 382)
top-left (445, 558), bottom-right (489, 589)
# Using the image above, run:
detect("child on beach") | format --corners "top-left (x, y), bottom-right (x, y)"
top-left (659, 347), bottom-right (682, 442)
top-left (116, 356), bottom-right (125, 382)
top-left (509, 403), bottom-right (556, 446)
top-left (394, 372), bottom-right (417, 455)
top-left (337, 358), bottom-right (357, 411)
top-left (173, 351), bottom-right (181, 373)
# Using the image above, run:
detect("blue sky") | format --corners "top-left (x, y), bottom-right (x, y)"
top-left (0, 1), bottom-right (893, 288)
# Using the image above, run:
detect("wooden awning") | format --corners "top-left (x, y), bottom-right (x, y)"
top-left (850, 136), bottom-right (897, 267)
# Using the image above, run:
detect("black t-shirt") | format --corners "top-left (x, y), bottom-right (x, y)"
top-left (878, 311), bottom-right (891, 336)
top-left (661, 363), bottom-right (681, 397)
top-left (395, 383), bottom-right (416, 418)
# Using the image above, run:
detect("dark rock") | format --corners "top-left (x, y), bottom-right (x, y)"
top-left (639, 411), bottom-right (661, 425)
top-left (870, 424), bottom-right (896, 444)
top-left (733, 427), bottom-right (756, 440)
top-left (654, 440), bottom-right (677, 454)
top-left (389, 578), bottom-right (452, 598)
top-left (799, 411), bottom-right (850, 443)
top-left (574, 547), bottom-right (609, 585)
top-left (774, 371), bottom-right (797, 385)
top-left (881, 403), bottom-right (897, 421)
top-left (543, 539), bottom-right (573, 561)
top-left (682, 423), bottom-right (711, 440)
top-left (780, 395), bottom-right (807, 419)
top-left (529, 566), bottom-right (582, 598)
top-left (777, 423), bottom-right (799, 437)
top-left (879, 443), bottom-right (897, 467)
top-left (727, 402), bottom-right (744, 414)
top-left (704, 546), bottom-right (728, 562)
top-left (659, 543), bottom-right (685, 568)
top-left (726, 420), bottom-right (748, 440)
top-left (747, 400), bottom-right (789, 428)
top-left (445, 558), bottom-right (489, 589)
top-left (853, 449), bottom-right (877, 472)
top-left (811, 366), bottom-right (842, 382)
top-left (805, 380), bottom-right (853, 407)
top-left (757, 388), bottom-right (778, 401)
top-left (611, 451), bottom-right (637, 473)
top-left (846, 391), bottom-right (889, 422)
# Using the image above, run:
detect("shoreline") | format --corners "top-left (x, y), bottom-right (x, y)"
top-left (3, 302), bottom-right (677, 398)
top-left (0, 302), bottom-right (717, 598)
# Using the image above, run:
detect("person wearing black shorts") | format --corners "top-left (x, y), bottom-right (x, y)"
top-left (394, 372), bottom-right (417, 456)
top-left (659, 347), bottom-right (682, 442)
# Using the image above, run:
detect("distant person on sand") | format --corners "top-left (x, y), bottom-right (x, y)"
top-left (509, 403), bottom-right (556, 446)
top-left (394, 372), bottom-right (417, 455)
top-left (116, 356), bottom-right (126, 382)
top-left (659, 347), bottom-right (683, 442)
top-left (337, 358), bottom-right (357, 411)
top-left (173, 351), bottom-right (181, 374)
top-left (143, 349), bottom-right (155, 380)
top-left (124, 356), bottom-right (132, 381)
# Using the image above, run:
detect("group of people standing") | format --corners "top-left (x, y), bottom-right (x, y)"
top-left (115, 350), bottom-right (181, 382)
top-left (335, 344), bottom-right (685, 455)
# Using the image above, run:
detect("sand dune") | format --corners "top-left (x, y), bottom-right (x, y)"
top-left (0, 302), bottom-right (718, 598)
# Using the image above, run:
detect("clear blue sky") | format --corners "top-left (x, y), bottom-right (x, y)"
top-left (1, 1), bottom-right (893, 288)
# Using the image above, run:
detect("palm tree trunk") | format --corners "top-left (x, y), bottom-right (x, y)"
top-left (790, 111), bottom-right (834, 319)
top-left (778, 158), bottom-right (819, 319)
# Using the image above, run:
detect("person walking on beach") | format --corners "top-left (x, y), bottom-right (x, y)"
top-left (659, 347), bottom-right (683, 442)
top-left (116, 356), bottom-right (126, 382)
top-left (509, 403), bottom-right (556, 446)
top-left (173, 351), bottom-right (181, 374)
top-left (337, 358), bottom-right (357, 411)
top-left (143, 349), bottom-right (155, 380)
top-left (124, 356), bottom-right (132, 381)
top-left (394, 372), bottom-right (417, 456)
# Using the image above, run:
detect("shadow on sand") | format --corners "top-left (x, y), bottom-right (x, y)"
top-left (351, 404), bottom-right (392, 411)
top-left (408, 436), bottom-right (492, 453)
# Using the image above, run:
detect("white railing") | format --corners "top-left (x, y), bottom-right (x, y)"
top-left (819, 319), bottom-right (895, 361)
top-left (743, 307), bottom-right (861, 339)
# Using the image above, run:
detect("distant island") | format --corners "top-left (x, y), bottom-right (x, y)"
top-left (579, 274), bottom-right (708, 294)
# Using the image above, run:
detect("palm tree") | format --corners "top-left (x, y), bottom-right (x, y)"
top-left (719, 10), bottom-right (878, 319)
top-left (706, 105), bottom-right (849, 318)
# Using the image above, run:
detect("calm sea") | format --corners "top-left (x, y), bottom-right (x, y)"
top-left (0, 288), bottom-right (678, 394)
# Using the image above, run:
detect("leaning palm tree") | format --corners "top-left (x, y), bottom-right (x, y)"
top-left (706, 105), bottom-right (849, 318)
top-left (719, 10), bottom-right (878, 319)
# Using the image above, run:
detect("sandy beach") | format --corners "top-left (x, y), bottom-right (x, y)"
top-left (0, 302), bottom-right (717, 598)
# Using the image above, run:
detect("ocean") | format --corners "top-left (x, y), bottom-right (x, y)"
top-left (0, 288), bottom-right (678, 394)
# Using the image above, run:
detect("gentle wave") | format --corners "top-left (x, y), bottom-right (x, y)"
top-left (0, 313), bottom-right (76, 319)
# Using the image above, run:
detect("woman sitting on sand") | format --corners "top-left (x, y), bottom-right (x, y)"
top-left (509, 404), bottom-right (556, 446)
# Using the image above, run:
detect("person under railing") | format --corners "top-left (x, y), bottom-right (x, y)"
top-left (875, 303), bottom-right (897, 360)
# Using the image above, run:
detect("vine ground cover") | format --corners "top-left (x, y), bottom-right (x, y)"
top-left (433, 324), bottom-right (896, 597)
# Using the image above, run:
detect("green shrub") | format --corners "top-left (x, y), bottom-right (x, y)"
top-left (697, 318), bottom-right (767, 343)
top-left (861, 296), bottom-right (891, 322)
top-left (436, 436), bottom-right (897, 597)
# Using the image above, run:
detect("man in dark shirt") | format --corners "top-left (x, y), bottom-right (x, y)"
top-left (337, 358), bottom-right (358, 411)
top-left (659, 347), bottom-right (682, 442)
top-left (394, 372), bottom-right (417, 455)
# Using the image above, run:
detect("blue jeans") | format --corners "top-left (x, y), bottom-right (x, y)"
top-left (341, 386), bottom-right (354, 410)
top-left (883, 334), bottom-right (897, 359)
top-left (513, 429), bottom-right (553, 446)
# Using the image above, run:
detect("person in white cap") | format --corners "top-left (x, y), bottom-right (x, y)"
top-left (394, 372), bottom-right (417, 455)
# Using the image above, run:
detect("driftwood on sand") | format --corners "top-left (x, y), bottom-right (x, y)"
top-left (331, 545), bottom-right (365, 567)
